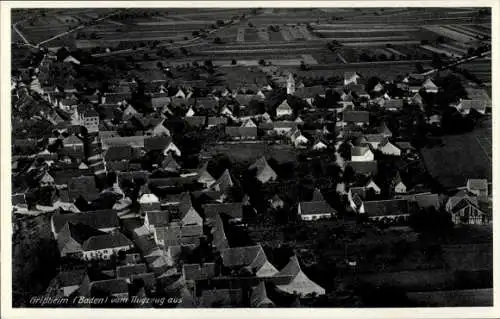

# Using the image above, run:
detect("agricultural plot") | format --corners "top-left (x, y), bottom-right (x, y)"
top-left (286, 62), bottom-right (433, 81)
top-left (423, 25), bottom-right (480, 43)
top-left (236, 27), bottom-right (245, 42)
top-left (257, 29), bottom-right (269, 41)
top-left (268, 30), bottom-right (284, 42)
top-left (421, 126), bottom-right (492, 189)
top-left (420, 44), bottom-right (462, 58)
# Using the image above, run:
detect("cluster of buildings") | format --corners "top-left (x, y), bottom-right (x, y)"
top-left (11, 47), bottom-right (492, 307)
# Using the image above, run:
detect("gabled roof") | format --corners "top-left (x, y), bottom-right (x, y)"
top-left (343, 111), bottom-right (370, 123)
top-left (414, 193), bottom-right (440, 210)
top-left (422, 78), bottom-right (438, 89)
top-left (460, 100), bottom-right (490, 111)
top-left (273, 256), bottom-right (325, 297)
top-left (90, 278), bottom-right (128, 296)
top-left (346, 161), bottom-right (378, 175)
top-left (68, 176), bottom-right (99, 201)
top-left (225, 126), bottom-right (258, 138)
top-left (83, 232), bottom-right (132, 251)
top-left (299, 201), bottom-right (336, 216)
top-left (183, 263), bottom-right (216, 281)
top-left (207, 116), bottom-right (228, 126)
top-left (185, 116), bottom-right (206, 128)
top-left (467, 178), bottom-right (488, 192)
top-left (144, 136), bottom-right (173, 152)
top-left (383, 99), bottom-right (404, 109)
top-left (351, 145), bottom-right (372, 157)
top-left (200, 289), bottom-right (243, 307)
top-left (146, 210), bottom-right (171, 227)
top-left (294, 86), bottom-right (325, 98)
top-left (51, 269), bottom-right (88, 288)
top-left (105, 145), bottom-right (133, 161)
top-left (211, 213), bottom-right (229, 251)
top-left (162, 154), bottom-right (181, 172)
top-left (250, 282), bottom-right (274, 307)
top-left (363, 199), bottom-right (409, 216)
top-left (220, 245), bottom-right (277, 276)
top-left (53, 210), bottom-right (119, 234)
top-left (273, 121), bottom-right (297, 129)
top-left (63, 135), bottom-right (84, 145)
top-left (277, 100), bottom-right (292, 111)
top-left (116, 263), bottom-right (147, 279)
top-left (248, 157), bottom-right (277, 183)
top-left (203, 203), bottom-right (243, 220)
top-left (101, 136), bottom-right (145, 149)
top-left (212, 169), bottom-right (234, 193)
top-left (234, 94), bottom-right (255, 106)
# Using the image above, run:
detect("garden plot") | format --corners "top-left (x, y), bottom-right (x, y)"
top-left (268, 30), bottom-right (284, 42)
top-left (423, 25), bottom-right (478, 43)
top-left (236, 27), bottom-right (245, 42)
top-left (301, 54), bottom-right (318, 65)
top-left (385, 47), bottom-right (407, 57)
top-left (280, 27), bottom-right (293, 41)
top-left (455, 25), bottom-right (491, 37)
top-left (439, 43), bottom-right (468, 54)
top-left (257, 29), bottom-right (269, 41)
top-left (343, 40), bottom-right (420, 47)
top-left (420, 45), bottom-right (462, 58)
top-left (444, 25), bottom-right (483, 38)
top-left (135, 20), bottom-right (214, 26)
top-left (322, 35), bottom-right (411, 42)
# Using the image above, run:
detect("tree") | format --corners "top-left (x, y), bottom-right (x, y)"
top-left (231, 59), bottom-right (237, 65)
top-left (213, 37), bottom-right (222, 44)
top-left (216, 19), bottom-right (225, 26)
top-left (258, 59), bottom-right (266, 66)
top-left (180, 47), bottom-right (188, 55)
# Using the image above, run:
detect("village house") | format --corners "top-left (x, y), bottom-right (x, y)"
top-left (51, 210), bottom-right (120, 239)
top-left (298, 200), bottom-right (336, 221)
top-left (67, 176), bottom-right (100, 202)
top-left (466, 178), bottom-right (489, 198)
top-left (207, 116), bottom-right (228, 128)
top-left (382, 99), bottom-right (404, 112)
top-left (345, 161), bottom-right (378, 176)
top-left (271, 255), bottom-right (326, 297)
top-left (220, 244), bottom-right (278, 277)
top-left (446, 191), bottom-right (490, 225)
top-left (421, 78), bottom-right (439, 93)
top-left (342, 111), bottom-right (370, 127)
top-left (360, 199), bottom-right (409, 221)
top-left (46, 269), bottom-right (90, 298)
top-left (89, 279), bottom-right (129, 299)
top-left (144, 136), bottom-right (181, 157)
top-left (272, 121), bottom-right (297, 135)
top-left (204, 202), bottom-right (244, 223)
top-left (454, 99), bottom-right (488, 115)
top-left (225, 126), bottom-right (258, 140)
top-left (344, 72), bottom-right (360, 86)
top-left (82, 232), bottom-right (133, 261)
top-left (378, 139), bottom-right (402, 156)
top-left (350, 146), bottom-right (375, 162)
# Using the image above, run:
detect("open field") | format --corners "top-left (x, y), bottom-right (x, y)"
top-left (421, 126), bottom-right (492, 189)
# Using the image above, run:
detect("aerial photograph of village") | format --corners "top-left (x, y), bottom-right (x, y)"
top-left (10, 7), bottom-right (492, 308)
